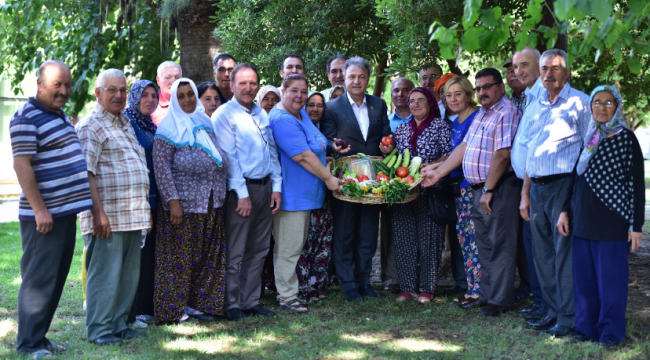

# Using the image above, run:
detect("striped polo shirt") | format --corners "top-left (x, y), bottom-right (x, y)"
top-left (10, 97), bottom-right (92, 221)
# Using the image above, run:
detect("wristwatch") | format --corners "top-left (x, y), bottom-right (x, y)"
top-left (482, 187), bottom-right (494, 194)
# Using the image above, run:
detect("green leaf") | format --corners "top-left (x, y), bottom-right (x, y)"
top-left (462, 0), bottom-right (482, 29)
top-left (462, 27), bottom-right (484, 52)
top-left (575, 0), bottom-right (612, 23)
top-left (480, 8), bottom-right (497, 28)
top-left (628, 57), bottom-right (641, 74)
top-left (479, 28), bottom-right (498, 51)
top-left (554, 0), bottom-right (578, 20)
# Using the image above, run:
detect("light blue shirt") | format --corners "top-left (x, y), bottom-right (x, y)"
top-left (524, 82), bottom-right (591, 178)
top-left (389, 111), bottom-right (413, 132)
top-left (511, 77), bottom-right (543, 179)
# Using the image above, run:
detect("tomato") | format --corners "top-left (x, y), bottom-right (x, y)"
top-left (343, 178), bottom-right (357, 184)
top-left (376, 173), bottom-right (389, 181)
top-left (404, 175), bottom-right (414, 184)
top-left (357, 175), bottom-right (369, 182)
top-left (396, 167), bottom-right (409, 178)
top-left (381, 136), bottom-right (393, 147)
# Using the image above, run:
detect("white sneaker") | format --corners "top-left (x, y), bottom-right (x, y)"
top-left (128, 319), bottom-right (148, 329)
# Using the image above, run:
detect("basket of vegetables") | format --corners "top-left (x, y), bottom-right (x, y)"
top-left (328, 149), bottom-right (424, 205)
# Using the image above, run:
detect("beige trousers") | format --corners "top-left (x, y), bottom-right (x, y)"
top-left (273, 210), bottom-right (311, 302)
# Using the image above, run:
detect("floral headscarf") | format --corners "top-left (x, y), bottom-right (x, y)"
top-left (576, 85), bottom-right (625, 175)
top-left (407, 87), bottom-right (441, 152)
top-left (123, 80), bottom-right (159, 134)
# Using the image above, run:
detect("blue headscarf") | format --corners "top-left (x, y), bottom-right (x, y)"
top-left (123, 80), bottom-right (158, 134)
top-left (576, 85), bottom-right (625, 175)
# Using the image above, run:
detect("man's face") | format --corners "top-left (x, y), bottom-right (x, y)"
top-left (214, 58), bottom-right (236, 90)
top-left (280, 57), bottom-right (304, 78)
top-left (419, 67), bottom-right (442, 93)
top-left (156, 66), bottom-right (181, 98)
top-left (513, 50), bottom-right (540, 88)
top-left (540, 55), bottom-right (570, 94)
top-left (505, 65), bottom-right (526, 94)
top-left (344, 65), bottom-right (369, 98)
top-left (231, 68), bottom-right (260, 106)
top-left (327, 58), bottom-right (346, 87)
top-left (475, 75), bottom-right (505, 109)
top-left (391, 79), bottom-right (414, 109)
top-left (95, 76), bottom-right (128, 115)
top-left (37, 64), bottom-right (72, 111)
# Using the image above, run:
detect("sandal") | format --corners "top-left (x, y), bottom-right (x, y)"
top-left (396, 291), bottom-right (416, 302)
top-left (46, 340), bottom-right (66, 352)
top-left (32, 349), bottom-right (52, 359)
top-left (280, 299), bottom-right (309, 314)
top-left (417, 292), bottom-right (434, 304)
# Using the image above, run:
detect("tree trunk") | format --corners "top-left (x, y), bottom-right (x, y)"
top-left (177, 0), bottom-right (223, 83)
top-left (373, 56), bottom-right (388, 97)
top-left (537, 0), bottom-right (567, 53)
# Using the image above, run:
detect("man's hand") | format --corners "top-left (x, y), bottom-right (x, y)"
top-left (169, 200), bottom-right (184, 226)
top-left (556, 211), bottom-right (570, 237)
top-left (519, 195), bottom-right (530, 222)
top-left (34, 209), bottom-right (54, 234)
top-left (379, 135), bottom-right (394, 154)
top-left (270, 192), bottom-right (282, 214)
top-left (480, 193), bottom-right (493, 215)
top-left (235, 197), bottom-right (252, 217)
top-left (629, 231), bottom-right (642, 252)
top-left (93, 209), bottom-right (111, 239)
top-left (421, 170), bottom-right (442, 188)
top-left (331, 138), bottom-right (351, 154)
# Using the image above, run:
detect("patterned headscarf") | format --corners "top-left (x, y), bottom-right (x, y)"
top-left (434, 73), bottom-right (458, 94)
top-left (576, 85), bottom-right (625, 175)
top-left (123, 80), bottom-right (158, 134)
top-left (407, 87), bottom-right (441, 152)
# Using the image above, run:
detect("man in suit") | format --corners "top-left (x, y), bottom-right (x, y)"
top-left (320, 56), bottom-right (393, 301)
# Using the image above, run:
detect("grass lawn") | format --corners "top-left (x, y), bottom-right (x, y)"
top-left (1, 222), bottom-right (649, 359)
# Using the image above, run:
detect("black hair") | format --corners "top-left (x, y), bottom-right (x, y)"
top-left (177, 81), bottom-right (190, 88)
top-left (213, 53), bottom-right (237, 69)
top-left (326, 54), bottom-right (349, 73)
top-left (419, 63), bottom-right (443, 75)
top-left (230, 63), bottom-right (261, 84)
top-left (280, 54), bottom-right (305, 71)
top-left (475, 68), bottom-right (503, 84)
top-left (196, 81), bottom-right (223, 99)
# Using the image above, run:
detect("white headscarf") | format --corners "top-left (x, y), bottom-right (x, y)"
top-left (155, 78), bottom-right (223, 166)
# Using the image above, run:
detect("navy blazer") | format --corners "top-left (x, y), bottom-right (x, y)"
top-left (320, 92), bottom-right (391, 157)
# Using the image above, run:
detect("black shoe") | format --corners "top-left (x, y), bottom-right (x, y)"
top-left (460, 298), bottom-right (486, 310)
top-left (443, 286), bottom-right (466, 296)
top-left (358, 285), bottom-right (383, 298)
top-left (344, 289), bottom-right (362, 302)
top-left (599, 339), bottom-right (622, 349)
top-left (526, 315), bottom-right (557, 330)
top-left (512, 287), bottom-right (531, 303)
top-left (523, 306), bottom-right (549, 321)
top-left (541, 324), bottom-right (573, 337)
top-left (569, 333), bottom-right (593, 343)
top-left (189, 313), bottom-right (215, 322)
top-left (91, 334), bottom-right (122, 346)
top-left (384, 284), bottom-right (400, 294)
top-left (114, 328), bottom-right (144, 339)
top-left (224, 308), bottom-right (249, 321)
top-left (516, 303), bottom-right (540, 314)
top-left (478, 303), bottom-right (506, 317)
top-left (242, 305), bottom-right (276, 317)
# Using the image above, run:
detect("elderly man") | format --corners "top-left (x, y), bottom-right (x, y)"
top-left (322, 54), bottom-right (349, 102)
top-left (422, 68), bottom-right (521, 317)
top-left (419, 63), bottom-right (444, 115)
top-left (212, 63), bottom-right (282, 320)
top-left (151, 61), bottom-right (182, 126)
top-left (213, 53), bottom-right (238, 102)
top-left (510, 46), bottom-right (549, 322)
top-left (503, 59), bottom-right (528, 113)
top-left (388, 77), bottom-right (414, 131)
top-left (11, 61), bottom-right (92, 358)
top-left (320, 56), bottom-right (393, 301)
top-left (76, 69), bottom-right (151, 345)
top-left (521, 49), bottom-right (591, 337)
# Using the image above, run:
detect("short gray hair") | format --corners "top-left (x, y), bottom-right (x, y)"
top-left (157, 61), bottom-right (182, 77)
top-left (391, 77), bottom-right (414, 90)
top-left (343, 56), bottom-right (372, 78)
top-left (37, 60), bottom-right (69, 87)
top-left (540, 49), bottom-right (568, 69)
top-left (95, 68), bottom-right (126, 89)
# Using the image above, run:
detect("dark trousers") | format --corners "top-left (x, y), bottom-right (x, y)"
top-left (573, 236), bottom-right (629, 343)
top-left (128, 210), bottom-right (157, 322)
top-left (332, 199), bottom-right (380, 292)
top-left (530, 177), bottom-right (575, 327)
top-left (224, 183), bottom-right (273, 310)
top-left (522, 220), bottom-right (547, 307)
top-left (472, 174), bottom-right (521, 307)
top-left (380, 207), bottom-right (398, 286)
top-left (17, 214), bottom-right (77, 354)
top-left (515, 218), bottom-right (531, 292)
top-left (447, 220), bottom-right (468, 289)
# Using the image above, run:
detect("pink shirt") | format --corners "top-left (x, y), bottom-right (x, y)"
top-left (151, 90), bottom-right (170, 126)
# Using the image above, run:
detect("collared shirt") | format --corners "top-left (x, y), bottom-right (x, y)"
top-left (511, 77), bottom-right (543, 179)
top-left (388, 110), bottom-right (413, 132)
top-left (151, 90), bottom-right (169, 126)
top-left (211, 99), bottom-right (282, 199)
top-left (347, 91), bottom-right (370, 140)
top-left (76, 104), bottom-right (151, 235)
top-left (525, 83), bottom-right (591, 178)
top-left (10, 98), bottom-right (92, 221)
top-left (462, 96), bottom-right (521, 185)
top-left (510, 92), bottom-right (527, 114)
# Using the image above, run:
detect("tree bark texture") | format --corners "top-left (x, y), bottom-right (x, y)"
top-left (373, 56), bottom-right (388, 97)
top-left (177, 0), bottom-right (223, 83)
top-left (537, 0), bottom-right (568, 53)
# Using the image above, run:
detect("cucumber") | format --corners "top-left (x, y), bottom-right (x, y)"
top-left (386, 155), bottom-right (397, 168)
top-left (402, 149), bottom-right (410, 168)
top-left (382, 148), bottom-right (397, 164)
top-left (357, 153), bottom-right (367, 158)
top-left (376, 161), bottom-right (390, 174)
top-left (393, 153), bottom-right (402, 169)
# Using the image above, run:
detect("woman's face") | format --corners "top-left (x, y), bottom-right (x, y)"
top-left (177, 84), bottom-right (197, 114)
top-left (330, 88), bottom-right (344, 101)
top-left (408, 91), bottom-right (430, 120)
top-left (282, 80), bottom-right (308, 114)
top-left (591, 91), bottom-right (617, 125)
top-left (306, 95), bottom-right (324, 125)
top-left (139, 85), bottom-right (159, 116)
top-left (445, 83), bottom-right (470, 114)
top-left (200, 88), bottom-right (221, 117)
top-left (260, 92), bottom-right (280, 114)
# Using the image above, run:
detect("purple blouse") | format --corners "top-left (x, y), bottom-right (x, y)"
top-left (153, 132), bottom-right (229, 213)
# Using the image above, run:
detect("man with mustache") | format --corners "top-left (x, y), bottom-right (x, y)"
top-left (151, 61), bottom-right (182, 126)
top-left (212, 63), bottom-right (282, 320)
top-left (321, 54), bottom-right (349, 102)
top-left (11, 60), bottom-right (93, 358)
top-left (520, 49), bottom-right (591, 337)
top-left (76, 68), bottom-right (151, 345)
top-left (421, 68), bottom-right (522, 317)
top-left (504, 58), bottom-right (528, 113)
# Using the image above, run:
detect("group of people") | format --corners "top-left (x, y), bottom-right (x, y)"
top-left (10, 45), bottom-right (643, 358)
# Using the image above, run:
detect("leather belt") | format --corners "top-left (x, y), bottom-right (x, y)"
top-left (470, 182), bottom-right (485, 190)
top-left (245, 175), bottom-right (271, 186)
top-left (530, 173), bottom-right (571, 185)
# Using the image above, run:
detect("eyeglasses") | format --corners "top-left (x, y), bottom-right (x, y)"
top-left (99, 87), bottom-right (128, 95)
top-left (592, 100), bottom-right (616, 109)
top-left (408, 98), bottom-right (428, 106)
top-left (421, 74), bottom-right (441, 81)
top-left (215, 67), bottom-right (234, 74)
top-left (306, 103), bottom-right (324, 109)
top-left (474, 83), bottom-right (500, 92)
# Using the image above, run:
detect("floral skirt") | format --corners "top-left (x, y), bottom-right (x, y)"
top-left (154, 198), bottom-right (226, 322)
top-left (455, 185), bottom-right (481, 296)
top-left (297, 200), bottom-right (333, 299)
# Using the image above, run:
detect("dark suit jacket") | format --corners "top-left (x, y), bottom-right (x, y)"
top-left (320, 92), bottom-right (391, 157)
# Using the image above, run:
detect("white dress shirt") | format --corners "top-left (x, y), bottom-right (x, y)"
top-left (511, 76), bottom-right (543, 179)
top-left (212, 99), bottom-right (282, 199)
top-left (347, 91), bottom-right (369, 140)
top-left (438, 100), bottom-right (446, 119)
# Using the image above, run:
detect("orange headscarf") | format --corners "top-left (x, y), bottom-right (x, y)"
top-left (434, 73), bottom-right (458, 94)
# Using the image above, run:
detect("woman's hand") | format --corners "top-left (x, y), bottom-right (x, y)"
top-left (325, 176), bottom-right (342, 192)
top-left (629, 231), bottom-right (642, 252)
top-left (169, 200), bottom-right (184, 226)
top-left (379, 134), bottom-right (394, 154)
top-left (556, 211), bottom-right (570, 237)
top-left (421, 162), bottom-right (442, 173)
